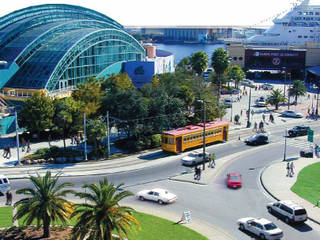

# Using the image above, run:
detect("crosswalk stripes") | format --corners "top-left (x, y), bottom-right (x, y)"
top-left (270, 136), bottom-right (312, 149)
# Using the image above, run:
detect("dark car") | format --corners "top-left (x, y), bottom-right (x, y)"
top-left (288, 125), bottom-right (310, 137)
top-left (245, 134), bottom-right (269, 146)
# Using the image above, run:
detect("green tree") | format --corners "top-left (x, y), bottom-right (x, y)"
top-left (102, 73), bottom-right (134, 92)
top-left (72, 77), bottom-right (104, 117)
top-left (191, 51), bottom-right (209, 75)
top-left (19, 92), bottom-right (55, 137)
top-left (288, 80), bottom-right (306, 104)
top-left (228, 65), bottom-right (245, 89)
top-left (268, 89), bottom-right (286, 110)
top-left (14, 172), bottom-right (74, 238)
top-left (87, 117), bottom-right (108, 159)
top-left (71, 177), bottom-right (139, 240)
top-left (211, 48), bottom-right (230, 97)
top-left (53, 97), bottom-right (82, 148)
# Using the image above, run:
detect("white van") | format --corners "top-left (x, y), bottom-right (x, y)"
top-left (0, 175), bottom-right (10, 195)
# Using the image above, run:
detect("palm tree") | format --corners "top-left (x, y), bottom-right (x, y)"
top-left (14, 171), bottom-right (75, 238)
top-left (268, 89), bottom-right (286, 110)
top-left (211, 48), bottom-right (230, 98)
top-left (288, 80), bottom-right (306, 105)
top-left (190, 51), bottom-right (209, 76)
top-left (71, 177), bottom-right (140, 240)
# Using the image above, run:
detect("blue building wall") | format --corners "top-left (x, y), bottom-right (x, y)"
top-left (0, 116), bottom-right (15, 135)
top-left (124, 61), bottom-right (155, 88)
top-left (0, 63), bottom-right (19, 89)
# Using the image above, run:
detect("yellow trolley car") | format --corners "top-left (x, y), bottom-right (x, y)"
top-left (161, 121), bottom-right (229, 153)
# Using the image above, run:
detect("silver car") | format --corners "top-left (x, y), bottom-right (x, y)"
top-left (181, 151), bottom-right (210, 166)
top-left (280, 110), bottom-right (303, 118)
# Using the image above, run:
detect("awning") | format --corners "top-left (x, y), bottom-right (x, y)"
top-left (307, 65), bottom-right (320, 77)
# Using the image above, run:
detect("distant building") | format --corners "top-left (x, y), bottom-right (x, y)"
top-left (124, 44), bottom-right (175, 88)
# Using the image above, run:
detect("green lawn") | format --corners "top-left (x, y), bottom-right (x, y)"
top-left (0, 206), bottom-right (13, 228)
top-left (3, 208), bottom-right (208, 240)
top-left (291, 162), bottom-right (320, 205)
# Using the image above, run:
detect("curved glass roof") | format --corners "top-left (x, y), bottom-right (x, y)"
top-left (0, 4), bottom-right (145, 91)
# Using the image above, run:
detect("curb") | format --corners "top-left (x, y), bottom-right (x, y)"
top-left (259, 159), bottom-right (320, 226)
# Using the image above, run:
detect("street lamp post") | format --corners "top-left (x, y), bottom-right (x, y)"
top-left (83, 112), bottom-right (88, 161)
top-left (197, 99), bottom-right (207, 171)
top-left (106, 111), bottom-right (110, 159)
top-left (14, 110), bottom-right (20, 165)
top-left (230, 101), bottom-right (233, 122)
top-left (282, 67), bottom-right (287, 104)
top-left (283, 129), bottom-right (287, 161)
top-left (246, 88), bottom-right (252, 128)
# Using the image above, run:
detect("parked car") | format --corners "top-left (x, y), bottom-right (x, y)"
top-left (136, 188), bottom-right (177, 204)
top-left (227, 173), bottom-right (242, 188)
top-left (223, 98), bottom-right (233, 107)
top-left (255, 96), bottom-right (267, 107)
top-left (237, 217), bottom-right (283, 240)
top-left (181, 151), bottom-right (210, 166)
top-left (242, 79), bottom-right (255, 88)
top-left (245, 134), bottom-right (269, 146)
top-left (280, 110), bottom-right (303, 118)
top-left (262, 83), bottom-right (274, 90)
top-left (300, 149), bottom-right (313, 158)
top-left (288, 125), bottom-right (310, 137)
top-left (0, 175), bottom-right (10, 196)
top-left (267, 200), bottom-right (308, 223)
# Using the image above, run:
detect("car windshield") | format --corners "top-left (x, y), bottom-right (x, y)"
top-left (264, 223), bottom-right (277, 230)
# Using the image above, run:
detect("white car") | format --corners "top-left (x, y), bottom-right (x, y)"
top-left (267, 200), bottom-right (308, 223)
top-left (263, 83), bottom-right (274, 90)
top-left (237, 217), bottom-right (283, 240)
top-left (181, 151), bottom-right (210, 166)
top-left (0, 174), bottom-right (10, 196)
top-left (136, 188), bottom-right (177, 204)
top-left (255, 96), bottom-right (267, 107)
top-left (280, 110), bottom-right (303, 118)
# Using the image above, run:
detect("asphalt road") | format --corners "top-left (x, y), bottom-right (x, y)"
top-left (9, 121), bottom-right (320, 239)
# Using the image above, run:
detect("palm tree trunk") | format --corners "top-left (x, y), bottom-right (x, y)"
top-left (43, 216), bottom-right (50, 238)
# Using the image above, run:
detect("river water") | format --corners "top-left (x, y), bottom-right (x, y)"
top-left (155, 43), bottom-right (226, 65)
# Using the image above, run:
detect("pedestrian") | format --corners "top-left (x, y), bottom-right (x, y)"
top-left (21, 137), bottom-right (26, 152)
top-left (8, 191), bottom-right (12, 206)
top-left (308, 94), bottom-right (310, 99)
top-left (289, 162), bottom-right (295, 177)
top-left (209, 153), bottom-right (216, 168)
top-left (262, 113), bottom-right (266, 122)
top-left (3, 146), bottom-right (7, 158)
top-left (307, 107), bottom-right (311, 117)
top-left (5, 191), bottom-right (9, 205)
top-left (240, 109), bottom-right (243, 117)
top-left (253, 122), bottom-right (257, 132)
top-left (70, 135), bottom-right (74, 145)
top-left (270, 114), bottom-right (274, 123)
top-left (286, 162), bottom-right (290, 177)
top-left (27, 140), bottom-right (31, 153)
top-left (259, 121), bottom-right (264, 132)
top-left (7, 146), bottom-right (11, 159)
top-left (251, 109), bottom-right (254, 117)
top-left (197, 167), bottom-right (202, 180)
top-left (194, 166), bottom-right (198, 180)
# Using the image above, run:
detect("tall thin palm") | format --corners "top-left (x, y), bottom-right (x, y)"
top-left (71, 177), bottom-right (139, 240)
top-left (14, 171), bottom-right (75, 238)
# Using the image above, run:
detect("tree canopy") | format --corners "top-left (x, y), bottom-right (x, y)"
top-left (191, 51), bottom-right (209, 75)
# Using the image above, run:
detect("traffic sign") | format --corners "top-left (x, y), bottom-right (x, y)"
top-left (308, 129), bottom-right (314, 142)
top-left (181, 211), bottom-right (191, 224)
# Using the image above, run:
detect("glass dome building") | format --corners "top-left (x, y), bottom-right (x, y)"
top-left (0, 4), bottom-right (145, 99)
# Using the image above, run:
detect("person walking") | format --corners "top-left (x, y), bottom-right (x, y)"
top-left (7, 146), bottom-right (11, 159)
top-left (289, 162), bottom-right (295, 177)
top-left (262, 114), bottom-right (266, 122)
top-left (197, 167), bottom-right (202, 180)
top-left (286, 162), bottom-right (290, 177)
top-left (194, 166), bottom-right (199, 180)
top-left (27, 140), bottom-right (31, 153)
top-left (5, 191), bottom-right (9, 205)
top-left (8, 191), bottom-right (12, 206)
top-left (208, 153), bottom-right (216, 168)
top-left (253, 122), bottom-right (257, 132)
top-left (3, 146), bottom-right (7, 158)
top-left (259, 121), bottom-right (264, 133)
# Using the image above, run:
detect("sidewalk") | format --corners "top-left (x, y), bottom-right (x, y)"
top-left (261, 156), bottom-right (320, 225)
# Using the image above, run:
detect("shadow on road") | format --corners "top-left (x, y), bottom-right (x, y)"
top-left (138, 151), bottom-right (171, 160)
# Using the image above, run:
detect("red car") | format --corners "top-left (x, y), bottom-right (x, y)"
top-left (227, 173), bottom-right (242, 188)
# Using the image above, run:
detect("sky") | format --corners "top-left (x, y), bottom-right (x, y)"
top-left (0, 0), bottom-right (318, 27)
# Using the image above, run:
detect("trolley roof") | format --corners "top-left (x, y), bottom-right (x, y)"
top-left (163, 121), bottom-right (228, 136)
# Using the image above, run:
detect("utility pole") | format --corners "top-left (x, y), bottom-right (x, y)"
top-left (283, 129), bottom-right (287, 161)
top-left (106, 111), bottom-right (110, 159)
top-left (202, 100), bottom-right (206, 171)
top-left (83, 112), bottom-right (88, 161)
top-left (246, 88), bottom-right (252, 128)
top-left (15, 110), bottom-right (20, 165)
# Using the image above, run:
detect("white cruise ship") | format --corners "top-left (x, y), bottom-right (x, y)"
top-left (246, 0), bottom-right (320, 46)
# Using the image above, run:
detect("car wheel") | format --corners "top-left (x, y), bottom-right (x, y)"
top-left (239, 223), bottom-right (245, 231)
top-left (285, 217), bottom-right (290, 224)
top-left (139, 196), bottom-right (144, 201)
top-left (158, 199), bottom-right (164, 205)
top-left (267, 207), bottom-right (272, 213)
top-left (260, 234), bottom-right (266, 240)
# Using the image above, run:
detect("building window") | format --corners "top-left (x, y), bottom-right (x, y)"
top-left (233, 57), bottom-right (237, 61)
top-left (239, 57), bottom-right (243, 61)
